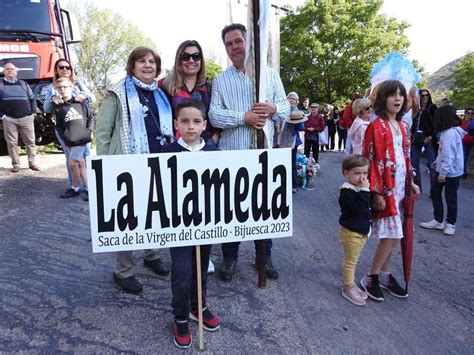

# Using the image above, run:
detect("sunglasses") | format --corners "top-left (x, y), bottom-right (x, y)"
top-left (420, 94), bottom-right (429, 97)
top-left (466, 112), bottom-right (474, 115)
top-left (365, 106), bottom-right (372, 111)
top-left (180, 52), bottom-right (202, 62)
top-left (57, 65), bottom-right (71, 70)
top-left (310, 106), bottom-right (318, 108)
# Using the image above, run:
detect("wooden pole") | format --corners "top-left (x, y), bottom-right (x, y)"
top-left (252, 0), bottom-right (267, 289)
top-left (196, 245), bottom-right (204, 349)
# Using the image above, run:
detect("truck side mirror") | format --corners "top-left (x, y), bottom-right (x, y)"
top-left (61, 9), bottom-right (82, 44)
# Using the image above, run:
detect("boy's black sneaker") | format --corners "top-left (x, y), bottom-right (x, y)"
top-left (189, 307), bottom-right (221, 332)
top-left (173, 319), bottom-right (192, 349)
top-left (380, 274), bottom-right (408, 298)
top-left (60, 188), bottom-right (79, 199)
top-left (360, 273), bottom-right (384, 301)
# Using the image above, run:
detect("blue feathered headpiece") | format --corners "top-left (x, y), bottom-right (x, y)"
top-left (370, 52), bottom-right (421, 92)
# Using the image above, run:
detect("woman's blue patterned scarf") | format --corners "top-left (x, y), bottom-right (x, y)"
top-left (125, 76), bottom-right (173, 154)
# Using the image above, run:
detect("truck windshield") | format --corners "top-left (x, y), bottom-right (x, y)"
top-left (0, 0), bottom-right (52, 40)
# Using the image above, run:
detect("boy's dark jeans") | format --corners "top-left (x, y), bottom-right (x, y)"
top-left (170, 244), bottom-right (211, 320)
top-left (430, 172), bottom-right (461, 225)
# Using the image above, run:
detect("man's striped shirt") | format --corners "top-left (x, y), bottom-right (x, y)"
top-left (209, 66), bottom-right (290, 151)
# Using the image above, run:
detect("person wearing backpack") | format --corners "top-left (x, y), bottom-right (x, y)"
top-left (0, 61), bottom-right (40, 173)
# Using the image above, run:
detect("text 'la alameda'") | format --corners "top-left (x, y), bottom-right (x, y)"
top-left (92, 151), bottom-right (290, 233)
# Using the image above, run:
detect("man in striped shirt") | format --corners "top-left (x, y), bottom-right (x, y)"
top-left (209, 23), bottom-right (290, 282)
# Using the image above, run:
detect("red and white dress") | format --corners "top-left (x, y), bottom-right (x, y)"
top-left (363, 117), bottom-right (411, 239)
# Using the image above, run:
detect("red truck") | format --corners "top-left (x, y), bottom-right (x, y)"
top-left (0, 0), bottom-right (81, 155)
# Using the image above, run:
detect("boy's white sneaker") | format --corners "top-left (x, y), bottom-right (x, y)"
top-left (420, 220), bottom-right (444, 230)
top-left (443, 224), bottom-right (455, 236)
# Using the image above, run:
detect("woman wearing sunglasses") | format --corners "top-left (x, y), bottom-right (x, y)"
top-left (410, 89), bottom-right (438, 193)
top-left (44, 58), bottom-right (96, 198)
top-left (159, 40), bottom-right (220, 146)
top-left (44, 59), bottom-right (95, 109)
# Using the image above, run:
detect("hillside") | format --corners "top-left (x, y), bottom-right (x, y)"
top-left (426, 55), bottom-right (465, 92)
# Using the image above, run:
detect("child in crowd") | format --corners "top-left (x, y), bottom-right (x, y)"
top-left (52, 77), bottom-right (93, 201)
top-left (339, 154), bottom-right (371, 306)
top-left (420, 105), bottom-right (465, 236)
top-left (161, 98), bottom-right (220, 349)
top-left (360, 80), bottom-right (419, 302)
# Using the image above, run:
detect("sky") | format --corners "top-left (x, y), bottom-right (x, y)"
top-left (68, 0), bottom-right (473, 74)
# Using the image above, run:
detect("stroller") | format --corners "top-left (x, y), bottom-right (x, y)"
top-left (296, 153), bottom-right (320, 190)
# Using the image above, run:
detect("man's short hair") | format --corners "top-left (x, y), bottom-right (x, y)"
top-left (342, 154), bottom-right (369, 174)
top-left (3, 61), bottom-right (17, 68)
top-left (175, 98), bottom-right (206, 119)
top-left (221, 23), bottom-right (246, 43)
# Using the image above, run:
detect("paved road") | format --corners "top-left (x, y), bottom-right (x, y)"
top-left (0, 151), bottom-right (472, 353)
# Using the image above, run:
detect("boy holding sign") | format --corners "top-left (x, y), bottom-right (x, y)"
top-left (161, 99), bottom-right (221, 349)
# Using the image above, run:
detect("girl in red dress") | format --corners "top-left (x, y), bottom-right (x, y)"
top-left (360, 80), bottom-right (420, 302)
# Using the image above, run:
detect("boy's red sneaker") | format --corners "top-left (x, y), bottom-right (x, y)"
top-left (189, 307), bottom-right (221, 331)
top-left (173, 319), bottom-right (192, 349)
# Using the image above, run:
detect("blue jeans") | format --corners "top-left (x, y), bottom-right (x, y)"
top-left (410, 142), bottom-right (436, 192)
top-left (170, 245), bottom-right (211, 320)
top-left (430, 172), bottom-right (461, 225)
top-left (221, 239), bottom-right (273, 260)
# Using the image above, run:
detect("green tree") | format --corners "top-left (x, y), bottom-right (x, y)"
top-left (67, 2), bottom-right (155, 94)
top-left (205, 58), bottom-right (223, 82)
top-left (412, 59), bottom-right (428, 89)
top-left (280, 0), bottom-right (410, 104)
top-left (450, 52), bottom-right (474, 108)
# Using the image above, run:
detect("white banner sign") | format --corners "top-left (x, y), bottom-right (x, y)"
top-left (87, 149), bottom-right (293, 253)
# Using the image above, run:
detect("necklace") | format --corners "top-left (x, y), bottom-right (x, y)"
top-left (137, 88), bottom-right (152, 103)
top-left (137, 89), bottom-right (162, 141)
top-left (388, 119), bottom-right (401, 136)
